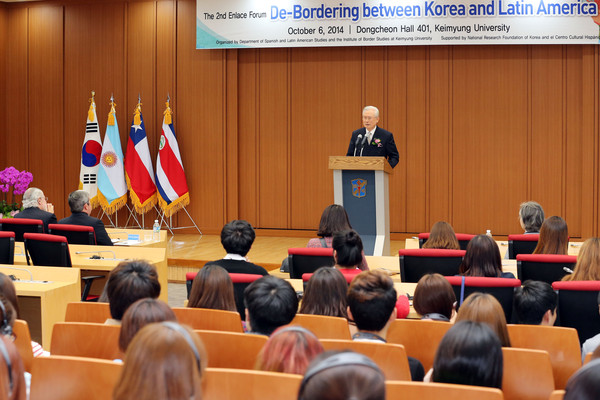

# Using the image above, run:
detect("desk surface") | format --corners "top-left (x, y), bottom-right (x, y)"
top-left (106, 228), bottom-right (167, 247)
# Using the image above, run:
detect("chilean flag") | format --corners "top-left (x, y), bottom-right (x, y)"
top-left (156, 101), bottom-right (190, 217)
top-left (124, 102), bottom-right (157, 214)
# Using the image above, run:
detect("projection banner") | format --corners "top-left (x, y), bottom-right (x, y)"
top-left (196, 0), bottom-right (600, 49)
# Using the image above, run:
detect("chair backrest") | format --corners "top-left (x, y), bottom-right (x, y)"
top-left (64, 302), bottom-right (111, 323)
top-left (386, 319), bottom-right (452, 371)
top-left (516, 254), bottom-right (575, 285)
top-left (287, 247), bottom-right (335, 279)
top-left (194, 329), bottom-right (268, 369)
top-left (172, 307), bottom-right (244, 333)
top-left (508, 234), bottom-right (540, 259)
top-left (502, 347), bottom-right (555, 400)
top-left (30, 355), bottom-right (122, 400)
top-left (23, 233), bottom-right (71, 267)
top-left (13, 319), bottom-right (33, 372)
top-left (0, 218), bottom-right (43, 241)
top-left (385, 381), bottom-right (504, 400)
top-left (50, 322), bottom-right (121, 360)
top-left (48, 223), bottom-right (96, 245)
top-left (583, 352), bottom-right (593, 365)
top-left (0, 231), bottom-right (15, 264)
top-left (398, 249), bottom-right (466, 282)
top-left (186, 271), bottom-right (198, 298)
top-left (445, 276), bottom-right (521, 322)
top-left (291, 314), bottom-right (351, 340)
top-left (507, 324), bottom-right (581, 390)
top-left (319, 339), bottom-right (411, 381)
top-left (229, 273), bottom-right (264, 320)
top-left (302, 272), bottom-right (356, 286)
top-left (202, 368), bottom-right (302, 400)
top-left (418, 232), bottom-right (476, 250)
top-left (549, 390), bottom-right (565, 400)
top-left (552, 280), bottom-right (600, 345)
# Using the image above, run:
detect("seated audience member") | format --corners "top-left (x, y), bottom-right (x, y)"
top-left (422, 221), bottom-right (460, 250)
top-left (533, 216), bottom-right (568, 255)
top-left (113, 322), bottom-right (206, 400)
top-left (205, 220), bottom-right (268, 275)
top-left (57, 190), bottom-right (113, 246)
top-left (0, 335), bottom-right (26, 400)
top-left (562, 237), bottom-right (600, 281)
top-left (455, 292), bottom-right (511, 347)
top-left (298, 267), bottom-right (348, 319)
top-left (187, 265), bottom-right (237, 312)
top-left (564, 359), bottom-right (600, 400)
top-left (413, 273), bottom-right (456, 322)
top-left (307, 204), bottom-right (368, 270)
top-left (332, 230), bottom-right (369, 274)
top-left (297, 350), bottom-right (385, 400)
top-left (431, 320), bottom-right (503, 389)
top-left (513, 280), bottom-right (557, 326)
top-left (459, 234), bottom-right (515, 278)
top-left (244, 276), bottom-right (298, 336)
top-left (105, 260), bottom-right (161, 325)
top-left (255, 325), bottom-right (324, 375)
top-left (118, 298), bottom-right (176, 353)
top-left (518, 201), bottom-right (545, 234)
top-left (347, 270), bottom-right (423, 380)
top-left (13, 187), bottom-right (57, 233)
top-left (581, 292), bottom-right (600, 361)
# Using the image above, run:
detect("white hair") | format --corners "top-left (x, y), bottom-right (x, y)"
top-left (22, 187), bottom-right (44, 209)
top-left (362, 106), bottom-right (379, 117)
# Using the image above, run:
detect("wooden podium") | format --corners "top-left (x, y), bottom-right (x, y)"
top-left (329, 156), bottom-right (391, 256)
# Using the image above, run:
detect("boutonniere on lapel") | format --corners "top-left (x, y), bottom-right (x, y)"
top-left (372, 138), bottom-right (382, 147)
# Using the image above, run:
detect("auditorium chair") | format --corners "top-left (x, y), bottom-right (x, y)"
top-left (385, 381), bottom-right (503, 400)
top-left (50, 322), bottom-right (121, 360)
top-left (64, 302), bottom-right (111, 323)
top-left (0, 218), bottom-right (43, 241)
top-left (194, 330), bottom-right (267, 370)
top-left (24, 233), bottom-right (102, 301)
top-left (172, 307), bottom-right (244, 333)
top-left (319, 339), bottom-right (411, 381)
top-left (398, 249), bottom-right (466, 282)
top-left (418, 232), bottom-right (476, 250)
top-left (445, 276), bottom-right (521, 322)
top-left (0, 231), bottom-right (15, 264)
top-left (13, 319), bottom-right (33, 372)
top-left (48, 223), bottom-right (96, 245)
top-left (583, 352), bottom-right (593, 365)
top-left (287, 247), bottom-right (335, 279)
top-left (507, 324), bottom-right (581, 390)
top-left (186, 271), bottom-right (198, 298)
top-left (552, 280), bottom-right (600, 345)
top-left (202, 368), bottom-right (302, 400)
top-left (516, 254), bottom-right (575, 285)
top-left (291, 314), bottom-right (351, 340)
top-left (302, 271), bottom-right (357, 287)
top-left (387, 319), bottom-right (452, 371)
top-left (549, 390), bottom-right (565, 400)
top-left (502, 347), bottom-right (555, 400)
top-left (230, 273), bottom-right (264, 320)
top-left (508, 233), bottom-right (539, 259)
top-left (30, 355), bottom-right (122, 400)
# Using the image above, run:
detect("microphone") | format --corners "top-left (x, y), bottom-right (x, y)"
top-left (0, 266), bottom-right (34, 281)
top-left (353, 134), bottom-right (363, 156)
top-left (75, 250), bottom-right (117, 259)
top-left (359, 133), bottom-right (370, 156)
top-left (563, 266), bottom-right (574, 274)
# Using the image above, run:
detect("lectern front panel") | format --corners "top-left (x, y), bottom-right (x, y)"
top-left (341, 170), bottom-right (377, 255)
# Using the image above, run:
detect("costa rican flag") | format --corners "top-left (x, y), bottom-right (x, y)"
top-left (124, 100), bottom-right (157, 214)
top-left (156, 100), bottom-right (190, 217)
top-left (79, 93), bottom-right (102, 209)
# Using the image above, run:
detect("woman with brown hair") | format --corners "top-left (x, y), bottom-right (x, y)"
top-left (455, 292), bottom-right (511, 347)
top-left (459, 235), bottom-right (515, 278)
top-left (422, 221), bottom-right (460, 250)
top-left (113, 322), bottom-right (206, 400)
top-left (562, 237), bottom-right (600, 281)
top-left (118, 298), bottom-right (177, 353)
top-left (533, 216), bottom-right (569, 255)
top-left (187, 264), bottom-right (237, 311)
top-left (413, 273), bottom-right (456, 322)
top-left (299, 267), bottom-right (348, 319)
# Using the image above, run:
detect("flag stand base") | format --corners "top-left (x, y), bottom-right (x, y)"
top-left (155, 205), bottom-right (202, 237)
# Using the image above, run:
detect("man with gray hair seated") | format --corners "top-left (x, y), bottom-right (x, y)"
top-left (14, 187), bottom-right (57, 233)
top-left (57, 190), bottom-right (113, 246)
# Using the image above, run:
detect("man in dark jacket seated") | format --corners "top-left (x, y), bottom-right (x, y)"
top-left (14, 187), bottom-right (57, 233)
top-left (57, 190), bottom-right (113, 246)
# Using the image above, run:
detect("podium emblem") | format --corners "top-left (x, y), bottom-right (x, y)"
top-left (351, 179), bottom-right (367, 198)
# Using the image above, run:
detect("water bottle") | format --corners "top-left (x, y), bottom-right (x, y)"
top-left (152, 220), bottom-right (160, 241)
top-left (486, 229), bottom-right (492, 238)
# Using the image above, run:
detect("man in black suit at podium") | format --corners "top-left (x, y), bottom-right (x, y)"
top-left (346, 106), bottom-right (399, 168)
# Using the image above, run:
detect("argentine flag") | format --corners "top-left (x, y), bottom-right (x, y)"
top-left (97, 99), bottom-right (128, 214)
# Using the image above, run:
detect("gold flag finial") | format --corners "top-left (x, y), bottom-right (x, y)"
top-left (88, 91), bottom-right (96, 122)
top-left (108, 96), bottom-right (117, 126)
top-left (133, 98), bottom-right (142, 126)
top-left (164, 95), bottom-right (172, 125)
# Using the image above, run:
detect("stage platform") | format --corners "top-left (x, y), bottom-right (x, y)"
top-left (167, 233), bottom-right (409, 283)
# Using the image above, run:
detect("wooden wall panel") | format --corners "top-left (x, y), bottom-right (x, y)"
top-left (0, 4), bottom-right (6, 168)
top-left (289, 46), bottom-right (362, 230)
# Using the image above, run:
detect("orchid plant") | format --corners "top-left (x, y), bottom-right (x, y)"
top-left (0, 167), bottom-right (34, 218)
